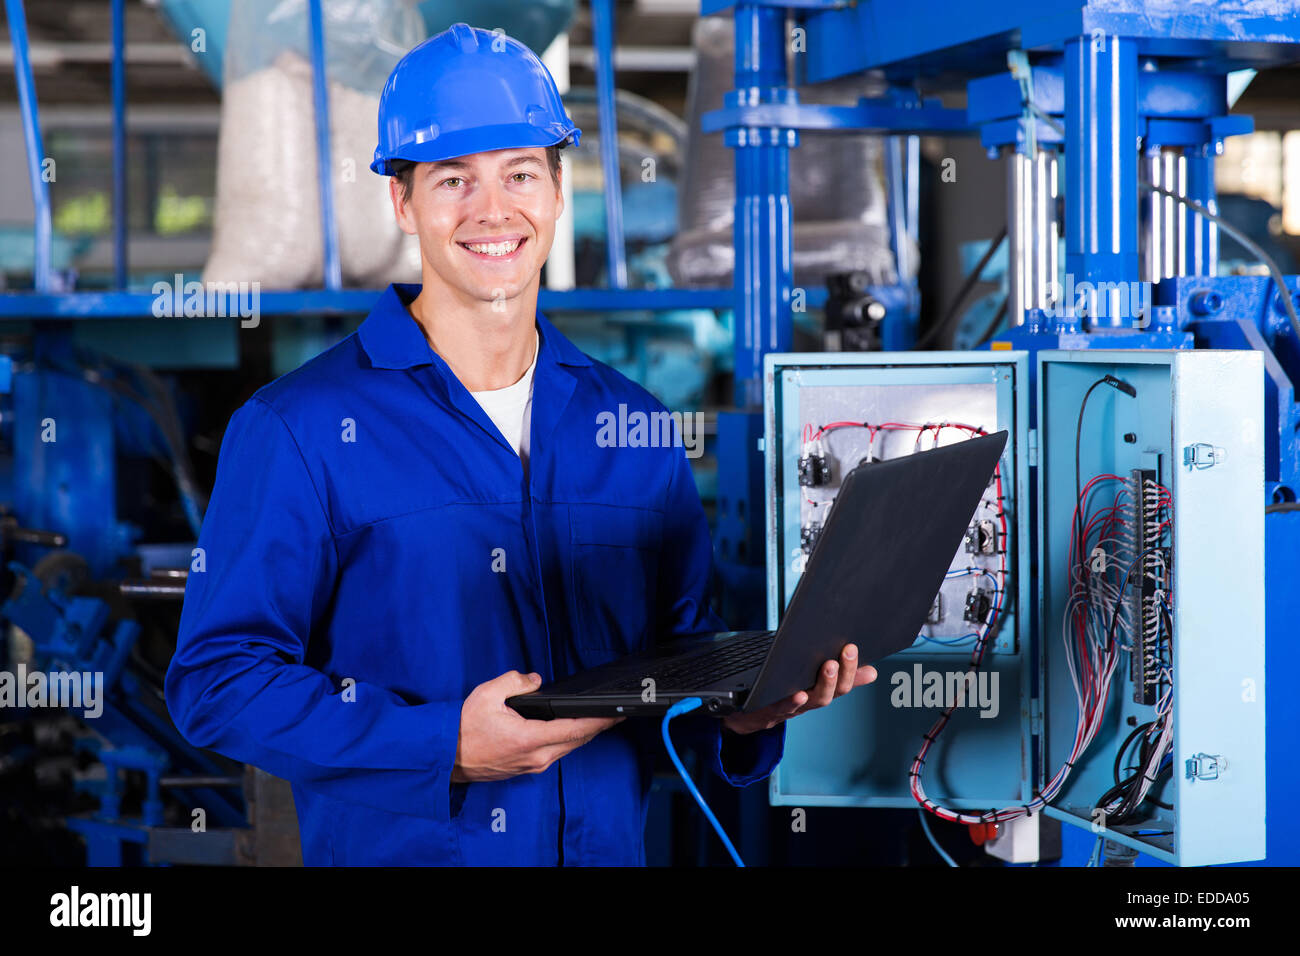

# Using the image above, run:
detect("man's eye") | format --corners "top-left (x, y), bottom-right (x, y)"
top-left (511, 172), bottom-right (532, 183)
top-left (440, 177), bottom-right (462, 188)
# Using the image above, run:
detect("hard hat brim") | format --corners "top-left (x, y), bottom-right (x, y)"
top-left (370, 124), bottom-right (580, 176)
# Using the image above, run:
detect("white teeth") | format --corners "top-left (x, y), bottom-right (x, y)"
top-left (464, 239), bottom-right (520, 256)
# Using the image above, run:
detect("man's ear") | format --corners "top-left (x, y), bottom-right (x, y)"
top-left (553, 163), bottom-right (565, 220)
top-left (389, 177), bottom-right (417, 236)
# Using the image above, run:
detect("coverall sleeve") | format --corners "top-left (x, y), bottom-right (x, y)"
top-left (655, 445), bottom-right (784, 786)
top-left (165, 397), bottom-right (461, 820)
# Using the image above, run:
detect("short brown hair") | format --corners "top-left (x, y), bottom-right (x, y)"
top-left (389, 144), bottom-right (564, 205)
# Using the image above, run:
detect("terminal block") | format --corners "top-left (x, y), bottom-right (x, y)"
top-left (800, 523), bottom-right (823, 554)
top-left (1129, 469), bottom-right (1169, 706)
top-left (798, 454), bottom-right (831, 487)
top-left (964, 588), bottom-right (992, 625)
top-left (964, 519), bottom-right (998, 555)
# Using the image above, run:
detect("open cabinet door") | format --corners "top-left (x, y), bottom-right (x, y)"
top-left (1036, 349), bottom-right (1265, 866)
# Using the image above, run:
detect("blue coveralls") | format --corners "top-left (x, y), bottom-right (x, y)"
top-left (165, 283), bottom-right (785, 865)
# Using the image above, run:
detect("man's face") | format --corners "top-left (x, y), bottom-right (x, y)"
top-left (390, 147), bottom-right (562, 308)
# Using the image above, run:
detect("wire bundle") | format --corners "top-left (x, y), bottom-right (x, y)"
top-left (1093, 479), bottom-right (1174, 825)
top-left (908, 470), bottom-right (1173, 828)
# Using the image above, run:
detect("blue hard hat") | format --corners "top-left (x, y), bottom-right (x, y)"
top-left (371, 22), bottom-right (581, 176)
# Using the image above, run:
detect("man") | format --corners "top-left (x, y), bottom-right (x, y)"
top-left (166, 23), bottom-right (875, 866)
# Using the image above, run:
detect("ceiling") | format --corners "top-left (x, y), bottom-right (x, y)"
top-left (1, 1), bottom-right (1297, 127)
top-left (0, 0), bottom-right (699, 112)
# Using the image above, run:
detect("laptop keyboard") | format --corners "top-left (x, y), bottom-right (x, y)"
top-left (603, 632), bottom-right (775, 692)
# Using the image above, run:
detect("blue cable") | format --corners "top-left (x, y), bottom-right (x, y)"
top-left (662, 697), bottom-right (745, 867)
top-left (918, 568), bottom-right (1002, 647)
top-left (917, 631), bottom-right (981, 647)
top-left (917, 808), bottom-right (957, 867)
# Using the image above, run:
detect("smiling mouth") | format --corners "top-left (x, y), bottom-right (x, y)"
top-left (458, 237), bottom-right (526, 259)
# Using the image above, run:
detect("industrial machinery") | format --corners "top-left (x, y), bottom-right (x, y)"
top-left (1, 0), bottom-right (1296, 868)
top-left (693, 0), bottom-right (1293, 865)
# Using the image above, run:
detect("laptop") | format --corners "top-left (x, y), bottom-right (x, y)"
top-left (507, 430), bottom-right (1008, 719)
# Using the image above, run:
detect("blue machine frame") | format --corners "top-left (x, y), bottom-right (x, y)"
top-left (743, 0), bottom-right (1295, 865)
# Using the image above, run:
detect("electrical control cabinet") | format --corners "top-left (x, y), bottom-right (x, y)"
top-left (1036, 350), bottom-right (1265, 866)
top-left (764, 352), bottom-right (1034, 811)
top-left (763, 349), bottom-right (1266, 867)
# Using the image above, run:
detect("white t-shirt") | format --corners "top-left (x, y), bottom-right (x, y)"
top-left (468, 328), bottom-right (539, 467)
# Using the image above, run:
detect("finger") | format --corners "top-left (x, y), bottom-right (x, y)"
top-left (534, 727), bottom-right (607, 767)
top-left (767, 694), bottom-right (805, 725)
top-left (748, 693), bottom-right (802, 725)
top-left (535, 715), bottom-right (622, 745)
top-left (514, 712), bottom-right (622, 751)
top-left (767, 691), bottom-right (805, 717)
top-left (491, 670), bottom-right (544, 698)
top-left (855, 664), bottom-right (878, 687)
top-left (806, 659), bottom-right (838, 709)
top-left (836, 645), bottom-right (858, 696)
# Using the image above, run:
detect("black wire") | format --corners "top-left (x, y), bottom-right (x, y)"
top-left (1099, 723), bottom-right (1159, 825)
top-left (1074, 379), bottom-right (1109, 601)
top-left (1139, 179), bottom-right (1300, 346)
top-left (1106, 546), bottom-right (1162, 652)
top-left (915, 226), bottom-right (1008, 350)
top-left (1118, 726), bottom-right (1164, 822)
top-left (1266, 501), bottom-right (1300, 513)
top-left (1112, 722), bottom-right (1153, 787)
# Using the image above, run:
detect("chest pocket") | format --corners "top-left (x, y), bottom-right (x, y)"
top-left (568, 504), bottom-right (662, 658)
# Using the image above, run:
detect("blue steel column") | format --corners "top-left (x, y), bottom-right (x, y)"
top-left (112, 0), bottom-right (128, 289)
top-left (307, 0), bottom-right (342, 291)
top-left (884, 137), bottom-right (911, 283)
top-left (1064, 34), bottom-right (1138, 330)
top-left (1184, 144), bottom-right (1218, 276)
top-left (5, 0), bottom-right (52, 293)
top-left (730, 4), bottom-right (794, 409)
top-left (591, 0), bottom-right (628, 288)
top-left (906, 135), bottom-right (920, 264)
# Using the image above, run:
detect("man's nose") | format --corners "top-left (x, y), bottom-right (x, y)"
top-left (472, 177), bottom-right (511, 223)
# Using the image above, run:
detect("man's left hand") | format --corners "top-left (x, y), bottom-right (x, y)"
top-left (722, 643), bottom-right (876, 735)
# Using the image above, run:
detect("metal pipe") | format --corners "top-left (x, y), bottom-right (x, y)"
top-left (1065, 33), bottom-right (1138, 329)
top-left (541, 33), bottom-right (576, 291)
top-left (119, 580), bottom-right (187, 599)
top-left (1142, 147), bottom-right (1193, 283)
top-left (591, 0), bottom-right (627, 288)
top-left (731, 3), bottom-right (793, 409)
top-left (306, 0), bottom-right (341, 291)
top-left (149, 568), bottom-right (189, 578)
top-left (906, 134), bottom-right (920, 263)
top-left (1007, 148), bottom-right (1060, 323)
top-left (885, 137), bottom-right (910, 282)
top-left (112, 0), bottom-right (128, 290)
top-left (5, 0), bottom-right (53, 293)
top-left (1185, 144), bottom-right (1218, 276)
top-left (159, 775), bottom-right (244, 789)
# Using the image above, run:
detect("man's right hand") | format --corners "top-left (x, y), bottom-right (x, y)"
top-left (451, 670), bottom-right (623, 783)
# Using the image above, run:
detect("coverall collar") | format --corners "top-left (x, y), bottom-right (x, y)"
top-left (358, 282), bottom-right (593, 371)
top-left (358, 282), bottom-right (592, 463)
